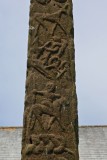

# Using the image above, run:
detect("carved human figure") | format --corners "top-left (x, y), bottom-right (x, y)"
top-left (27, 82), bottom-right (67, 132)
top-left (30, 1), bottom-right (70, 36)
top-left (30, 37), bottom-right (68, 79)
top-left (45, 56), bottom-right (68, 79)
top-left (24, 134), bottom-right (74, 158)
top-left (38, 37), bottom-right (67, 62)
top-left (37, 36), bottom-right (67, 60)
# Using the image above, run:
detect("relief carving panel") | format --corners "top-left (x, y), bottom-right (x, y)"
top-left (21, 0), bottom-right (79, 160)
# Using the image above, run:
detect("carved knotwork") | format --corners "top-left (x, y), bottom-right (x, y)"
top-left (29, 37), bottom-right (69, 79)
top-left (24, 134), bottom-right (75, 159)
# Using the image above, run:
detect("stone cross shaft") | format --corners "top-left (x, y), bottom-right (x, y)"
top-left (21, 0), bottom-right (79, 160)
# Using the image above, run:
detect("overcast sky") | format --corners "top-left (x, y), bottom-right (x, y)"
top-left (0, 0), bottom-right (107, 126)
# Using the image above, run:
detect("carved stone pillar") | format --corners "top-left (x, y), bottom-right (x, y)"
top-left (21, 0), bottom-right (79, 160)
